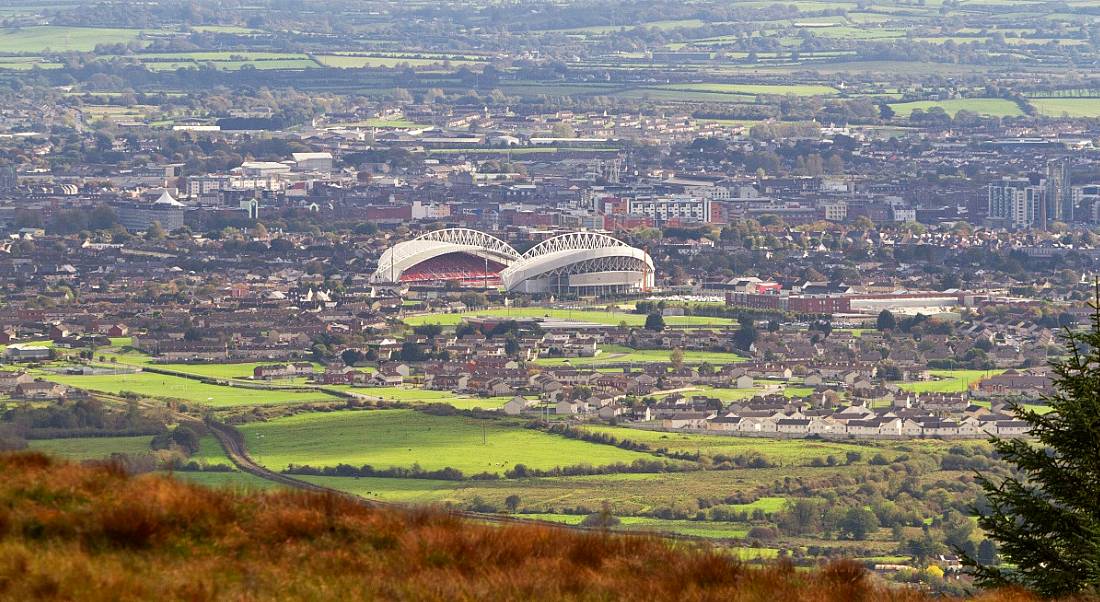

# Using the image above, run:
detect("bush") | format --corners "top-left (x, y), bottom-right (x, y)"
top-left (747, 526), bottom-right (778, 541)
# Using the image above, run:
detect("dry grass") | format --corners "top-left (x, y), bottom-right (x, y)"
top-left (0, 452), bottom-right (1057, 601)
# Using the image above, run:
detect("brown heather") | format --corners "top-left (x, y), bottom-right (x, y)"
top-left (0, 453), bottom-right (1073, 601)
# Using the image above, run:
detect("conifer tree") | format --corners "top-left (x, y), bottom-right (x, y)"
top-left (964, 295), bottom-right (1100, 596)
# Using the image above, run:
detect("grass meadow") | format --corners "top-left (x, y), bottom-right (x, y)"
top-left (28, 435), bottom-right (154, 460)
top-left (579, 425), bottom-right (888, 466)
top-left (1030, 97), bottom-right (1100, 118)
top-left (240, 409), bottom-right (656, 474)
top-left (0, 26), bottom-right (147, 53)
top-left (404, 307), bottom-right (736, 328)
top-left (888, 98), bottom-right (1024, 117)
top-left (896, 369), bottom-right (1002, 393)
top-left (43, 371), bottom-right (338, 407)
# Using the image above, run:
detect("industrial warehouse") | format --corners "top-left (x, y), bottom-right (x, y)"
top-left (371, 228), bottom-right (655, 296)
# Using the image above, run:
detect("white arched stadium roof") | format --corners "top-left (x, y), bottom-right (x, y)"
top-left (371, 228), bottom-right (520, 283)
top-left (500, 232), bottom-right (653, 291)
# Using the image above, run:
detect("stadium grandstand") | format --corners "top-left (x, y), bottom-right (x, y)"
top-left (371, 228), bottom-right (520, 286)
top-left (501, 231), bottom-right (654, 296)
top-left (372, 229), bottom-right (654, 296)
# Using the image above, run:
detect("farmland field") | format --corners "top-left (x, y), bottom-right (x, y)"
top-left (533, 345), bottom-right (746, 367)
top-left (139, 361), bottom-right (325, 381)
top-left (0, 26), bottom-right (147, 53)
top-left (1031, 97), bottom-right (1100, 118)
top-left (169, 471), bottom-right (283, 490)
top-left (897, 369), bottom-right (1002, 393)
top-left (28, 435), bottom-right (153, 460)
top-left (42, 371), bottom-right (339, 407)
top-left (301, 467), bottom-right (835, 515)
top-left (655, 83), bottom-right (838, 96)
top-left (404, 307), bottom-right (736, 328)
top-left (888, 98), bottom-right (1024, 117)
top-left (241, 409), bottom-right (658, 475)
top-left (518, 513), bottom-right (750, 539)
top-left (579, 425), bottom-right (889, 466)
top-left (315, 54), bottom-right (482, 68)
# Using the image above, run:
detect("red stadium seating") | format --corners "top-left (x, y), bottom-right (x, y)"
top-left (399, 252), bottom-right (506, 286)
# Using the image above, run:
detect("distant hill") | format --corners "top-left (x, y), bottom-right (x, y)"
top-left (0, 452), bottom-right (1041, 601)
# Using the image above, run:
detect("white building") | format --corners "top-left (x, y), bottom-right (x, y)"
top-left (292, 152), bottom-right (334, 174)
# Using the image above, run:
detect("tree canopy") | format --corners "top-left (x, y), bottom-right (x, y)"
top-left (964, 295), bottom-right (1100, 596)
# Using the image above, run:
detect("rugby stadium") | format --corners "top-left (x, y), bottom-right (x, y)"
top-left (371, 228), bottom-right (654, 296)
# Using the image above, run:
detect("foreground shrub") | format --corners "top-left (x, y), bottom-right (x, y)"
top-left (0, 452), bottom-right (1051, 601)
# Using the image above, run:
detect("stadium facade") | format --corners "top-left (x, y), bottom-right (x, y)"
top-left (371, 228), bottom-right (654, 296)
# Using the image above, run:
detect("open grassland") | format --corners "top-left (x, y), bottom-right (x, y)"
top-left (579, 425), bottom-right (890, 466)
top-left (888, 98), bottom-right (1024, 117)
top-left (42, 371), bottom-right (339, 407)
top-left (517, 512), bottom-right (751, 539)
top-left (315, 54), bottom-right (482, 68)
top-left (4, 452), bottom-right (998, 601)
top-left (534, 345), bottom-right (746, 367)
top-left (28, 435), bottom-right (153, 460)
top-left (0, 26), bottom-right (146, 53)
top-left (655, 83), bottom-right (838, 96)
top-left (615, 88), bottom-right (756, 104)
top-left (897, 369), bottom-right (1002, 393)
top-left (0, 56), bottom-right (61, 70)
top-left (303, 467), bottom-right (862, 516)
top-left (404, 307), bottom-right (735, 328)
top-left (190, 435), bottom-right (235, 468)
top-left (241, 409), bottom-right (656, 475)
top-left (1031, 97), bottom-right (1100, 118)
top-left (667, 384), bottom-right (816, 402)
top-left (141, 361), bottom-right (325, 381)
top-left (169, 470), bottom-right (282, 490)
top-left (543, 19), bottom-right (708, 34)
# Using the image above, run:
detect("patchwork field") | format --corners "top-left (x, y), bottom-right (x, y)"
top-left (28, 435), bottom-right (154, 460)
top-left (0, 26), bottom-right (147, 53)
top-left (1030, 97), bottom-right (1100, 118)
top-left (888, 98), bottom-right (1024, 117)
top-left (533, 345), bottom-right (746, 367)
top-left (897, 369), bottom-right (1002, 393)
top-left (315, 54), bottom-right (482, 68)
top-left (302, 466), bottom-right (842, 515)
top-left (404, 307), bottom-right (736, 328)
top-left (241, 409), bottom-right (657, 475)
top-left (43, 371), bottom-right (339, 407)
top-left (655, 83), bottom-right (838, 96)
top-left (579, 425), bottom-right (888, 466)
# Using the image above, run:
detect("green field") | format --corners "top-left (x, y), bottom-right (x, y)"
top-left (0, 56), bottom-right (61, 70)
top-left (190, 435), bottom-right (234, 468)
top-left (241, 409), bottom-right (657, 475)
top-left (140, 361), bottom-right (325, 381)
top-left (28, 435), bottom-right (153, 460)
top-left (295, 465), bottom-right (867, 517)
top-left (534, 345), bottom-right (745, 367)
top-left (315, 54), bottom-right (482, 68)
top-left (545, 19), bottom-right (707, 34)
top-left (897, 370), bottom-right (1002, 393)
top-left (888, 98), bottom-right (1024, 118)
top-left (0, 26), bottom-right (147, 53)
top-left (404, 307), bottom-right (735, 328)
top-left (579, 425), bottom-right (885, 466)
top-left (42, 372), bottom-right (338, 407)
top-left (517, 513), bottom-right (750, 539)
top-left (656, 83), bottom-right (837, 96)
top-left (357, 118), bottom-right (432, 128)
top-left (298, 475), bottom-right (458, 503)
top-left (169, 471), bottom-right (282, 490)
top-left (1031, 97), bottom-right (1100, 118)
